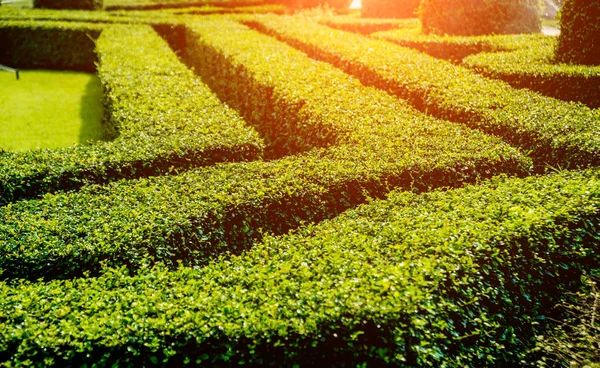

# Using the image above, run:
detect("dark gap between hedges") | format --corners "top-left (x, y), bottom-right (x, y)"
top-left (154, 23), bottom-right (315, 161)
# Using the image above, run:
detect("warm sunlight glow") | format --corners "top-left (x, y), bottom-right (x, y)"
top-left (349, 0), bottom-right (361, 9)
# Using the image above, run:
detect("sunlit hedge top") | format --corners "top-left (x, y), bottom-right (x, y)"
top-left (361, 0), bottom-right (420, 18)
top-left (419, 0), bottom-right (542, 36)
top-left (555, 0), bottom-right (600, 66)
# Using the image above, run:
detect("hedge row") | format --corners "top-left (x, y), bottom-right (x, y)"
top-left (246, 15), bottom-right (600, 170)
top-left (372, 26), bottom-right (547, 62)
top-left (0, 6), bottom-right (173, 23)
top-left (462, 37), bottom-right (600, 108)
top-left (0, 22), bottom-right (263, 205)
top-left (1, 169), bottom-right (599, 366)
top-left (0, 20), bottom-right (101, 72)
top-left (103, 0), bottom-right (265, 11)
top-left (322, 15), bottom-right (418, 35)
top-left (33, 0), bottom-right (103, 10)
top-left (0, 19), bottom-right (529, 281)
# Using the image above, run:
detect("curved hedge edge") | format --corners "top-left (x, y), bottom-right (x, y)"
top-left (0, 22), bottom-right (264, 206)
top-left (0, 169), bottom-right (598, 366)
top-left (462, 39), bottom-right (600, 109)
top-left (244, 15), bottom-right (600, 171)
top-left (0, 18), bottom-right (529, 281)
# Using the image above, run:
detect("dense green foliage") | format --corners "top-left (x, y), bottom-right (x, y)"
top-left (103, 0), bottom-right (265, 11)
top-left (361, 0), bottom-right (419, 18)
top-left (372, 25), bottom-right (546, 62)
top-left (555, 0), bottom-right (600, 66)
top-left (0, 20), bottom-right (100, 72)
top-left (0, 71), bottom-right (106, 151)
top-left (323, 16), bottom-right (418, 35)
top-left (247, 15), bottom-right (600, 170)
top-left (1, 6), bottom-right (599, 366)
top-left (0, 169), bottom-right (599, 365)
top-left (33, 0), bottom-right (103, 10)
top-left (463, 37), bottom-right (600, 108)
top-left (0, 22), bottom-right (262, 205)
top-left (419, 0), bottom-right (542, 36)
top-left (0, 18), bottom-right (528, 281)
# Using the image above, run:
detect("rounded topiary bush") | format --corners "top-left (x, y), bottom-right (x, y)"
top-left (420, 0), bottom-right (543, 36)
top-left (555, 0), bottom-right (600, 65)
top-left (361, 0), bottom-right (420, 18)
top-left (33, 0), bottom-right (102, 10)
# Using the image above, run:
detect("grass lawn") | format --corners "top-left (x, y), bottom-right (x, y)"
top-left (0, 70), bottom-right (106, 151)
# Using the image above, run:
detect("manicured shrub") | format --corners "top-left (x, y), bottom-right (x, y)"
top-left (0, 20), bottom-right (101, 72)
top-left (0, 169), bottom-right (599, 366)
top-left (419, 0), bottom-right (543, 36)
top-left (361, 0), bottom-right (420, 18)
top-left (270, 0), bottom-right (351, 10)
top-left (554, 0), bottom-right (600, 66)
top-left (463, 37), bottom-right (600, 108)
top-left (0, 19), bottom-right (528, 281)
top-left (0, 22), bottom-right (263, 205)
top-left (323, 16), bottom-right (419, 34)
top-left (34, 0), bottom-right (103, 10)
top-left (372, 26), bottom-right (546, 61)
top-left (248, 14), bottom-right (600, 170)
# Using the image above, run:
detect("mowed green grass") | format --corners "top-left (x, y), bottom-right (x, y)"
top-left (0, 70), bottom-right (106, 151)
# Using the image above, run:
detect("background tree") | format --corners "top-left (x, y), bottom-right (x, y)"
top-left (554, 0), bottom-right (600, 66)
top-left (419, 0), bottom-right (543, 36)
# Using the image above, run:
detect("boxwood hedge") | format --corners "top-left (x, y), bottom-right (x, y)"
top-left (322, 16), bottom-right (418, 35)
top-left (372, 26), bottom-right (548, 62)
top-left (463, 36), bottom-right (600, 108)
top-left (0, 169), bottom-right (598, 366)
top-left (33, 0), bottom-right (103, 10)
top-left (554, 0), bottom-right (600, 66)
top-left (246, 15), bottom-right (600, 171)
top-left (0, 22), bottom-right (263, 205)
top-left (0, 20), bottom-right (101, 72)
top-left (0, 19), bottom-right (529, 281)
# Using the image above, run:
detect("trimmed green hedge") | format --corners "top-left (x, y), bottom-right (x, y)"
top-left (372, 26), bottom-right (547, 62)
top-left (246, 15), bottom-right (600, 171)
top-left (322, 16), bottom-right (419, 35)
top-left (0, 169), bottom-right (598, 366)
top-left (463, 37), bottom-right (600, 108)
top-left (0, 19), bottom-right (529, 281)
top-left (419, 0), bottom-right (542, 36)
top-left (0, 20), bottom-right (101, 72)
top-left (33, 0), bottom-right (103, 10)
top-left (361, 0), bottom-right (419, 18)
top-left (555, 0), bottom-right (600, 66)
top-left (0, 22), bottom-right (263, 205)
top-left (103, 0), bottom-right (266, 11)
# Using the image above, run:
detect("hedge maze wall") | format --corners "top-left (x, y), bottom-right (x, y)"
top-left (0, 4), bottom-right (599, 366)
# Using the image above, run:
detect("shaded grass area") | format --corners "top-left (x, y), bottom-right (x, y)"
top-left (0, 70), bottom-right (106, 151)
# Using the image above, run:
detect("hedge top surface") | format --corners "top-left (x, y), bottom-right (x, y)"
top-left (463, 36), bottom-right (600, 78)
top-left (0, 18), bottom-right (530, 281)
top-left (246, 14), bottom-right (600, 170)
top-left (0, 21), bottom-right (263, 204)
top-left (0, 169), bottom-right (599, 365)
